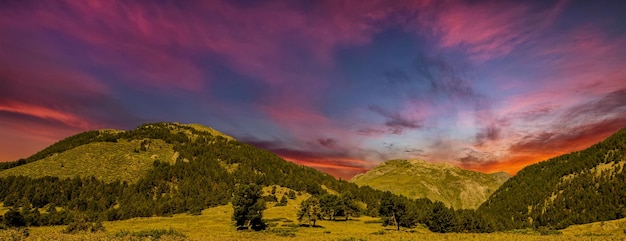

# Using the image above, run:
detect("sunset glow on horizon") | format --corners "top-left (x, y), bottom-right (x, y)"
top-left (1, 0), bottom-right (625, 179)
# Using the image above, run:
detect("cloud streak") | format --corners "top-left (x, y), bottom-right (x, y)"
top-left (368, 105), bottom-right (423, 134)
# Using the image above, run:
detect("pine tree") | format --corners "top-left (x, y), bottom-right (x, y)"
top-left (379, 193), bottom-right (407, 231)
top-left (427, 201), bottom-right (457, 233)
top-left (232, 184), bottom-right (266, 231)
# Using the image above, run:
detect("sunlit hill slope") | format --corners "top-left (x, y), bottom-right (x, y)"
top-left (351, 159), bottom-right (510, 209)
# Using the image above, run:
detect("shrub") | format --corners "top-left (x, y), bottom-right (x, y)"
top-left (62, 215), bottom-right (105, 234)
top-left (63, 220), bottom-right (105, 233)
top-left (3, 210), bottom-right (25, 227)
top-left (537, 226), bottom-right (562, 235)
top-left (265, 227), bottom-right (297, 237)
top-left (275, 195), bottom-right (288, 206)
top-left (263, 195), bottom-right (278, 202)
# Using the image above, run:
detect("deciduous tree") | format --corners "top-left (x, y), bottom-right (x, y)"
top-left (298, 196), bottom-right (322, 227)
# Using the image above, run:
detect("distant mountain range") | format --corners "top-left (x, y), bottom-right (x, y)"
top-left (351, 159), bottom-right (510, 209)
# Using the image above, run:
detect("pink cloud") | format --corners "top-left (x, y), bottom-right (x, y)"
top-left (417, 1), bottom-right (566, 62)
top-left (1, 0), bottom-right (411, 107)
top-left (1, 1), bottom-right (205, 91)
top-left (451, 19), bottom-right (626, 175)
top-left (0, 38), bottom-right (109, 130)
top-left (0, 21), bottom-right (143, 161)
top-left (536, 26), bottom-right (626, 96)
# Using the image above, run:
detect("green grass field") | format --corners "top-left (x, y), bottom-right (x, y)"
top-left (2, 188), bottom-right (626, 240)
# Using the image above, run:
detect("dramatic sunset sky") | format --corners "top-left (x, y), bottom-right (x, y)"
top-left (1, 0), bottom-right (625, 179)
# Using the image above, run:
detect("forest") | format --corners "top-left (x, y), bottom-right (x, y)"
top-left (479, 127), bottom-right (626, 229)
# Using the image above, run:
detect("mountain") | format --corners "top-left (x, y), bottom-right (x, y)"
top-left (479, 127), bottom-right (626, 230)
top-left (350, 159), bottom-right (510, 210)
top-left (0, 123), bottom-right (232, 183)
top-left (0, 122), bottom-right (405, 224)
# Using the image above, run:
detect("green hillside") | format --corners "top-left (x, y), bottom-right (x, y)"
top-left (351, 159), bottom-right (509, 209)
top-left (479, 127), bottom-right (626, 230)
top-left (0, 138), bottom-right (176, 183)
top-left (0, 123), bottom-right (235, 183)
top-left (0, 122), bottom-right (409, 228)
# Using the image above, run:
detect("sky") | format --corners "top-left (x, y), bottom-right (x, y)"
top-left (1, 0), bottom-right (625, 179)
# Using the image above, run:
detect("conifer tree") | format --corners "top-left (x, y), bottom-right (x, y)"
top-left (379, 193), bottom-right (407, 231)
top-left (232, 184), bottom-right (266, 230)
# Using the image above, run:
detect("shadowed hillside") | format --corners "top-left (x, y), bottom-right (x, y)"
top-left (480, 127), bottom-right (626, 230)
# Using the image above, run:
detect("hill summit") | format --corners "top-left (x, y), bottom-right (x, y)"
top-left (0, 122), bottom-right (232, 183)
top-left (350, 159), bottom-right (509, 209)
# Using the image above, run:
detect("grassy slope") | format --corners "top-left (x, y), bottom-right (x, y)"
top-left (0, 139), bottom-right (176, 183)
top-left (180, 123), bottom-right (234, 141)
top-left (561, 217), bottom-right (626, 237)
top-left (351, 160), bottom-right (509, 209)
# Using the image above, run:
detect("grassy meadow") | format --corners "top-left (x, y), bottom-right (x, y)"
top-left (2, 187), bottom-right (626, 240)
